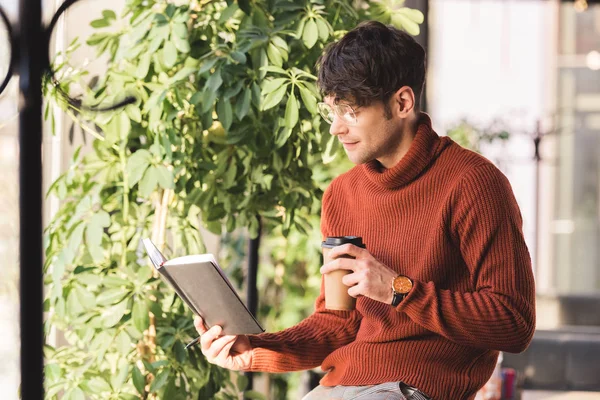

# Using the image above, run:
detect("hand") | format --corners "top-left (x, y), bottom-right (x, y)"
top-left (194, 316), bottom-right (253, 371)
top-left (320, 243), bottom-right (397, 305)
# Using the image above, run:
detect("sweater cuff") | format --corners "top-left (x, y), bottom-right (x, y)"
top-left (394, 278), bottom-right (424, 312)
top-left (246, 334), bottom-right (289, 372)
top-left (247, 335), bottom-right (265, 371)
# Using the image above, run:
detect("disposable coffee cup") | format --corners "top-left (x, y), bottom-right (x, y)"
top-left (321, 236), bottom-right (366, 311)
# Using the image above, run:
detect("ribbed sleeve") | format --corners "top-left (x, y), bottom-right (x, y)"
top-left (247, 185), bottom-right (362, 372)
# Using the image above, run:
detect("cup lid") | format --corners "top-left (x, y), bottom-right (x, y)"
top-left (322, 236), bottom-right (365, 248)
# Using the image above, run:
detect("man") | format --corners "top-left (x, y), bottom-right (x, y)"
top-left (194, 21), bottom-right (536, 400)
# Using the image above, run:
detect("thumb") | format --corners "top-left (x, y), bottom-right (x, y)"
top-left (194, 315), bottom-right (208, 334)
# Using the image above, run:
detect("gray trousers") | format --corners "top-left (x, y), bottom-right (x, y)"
top-left (301, 381), bottom-right (432, 400)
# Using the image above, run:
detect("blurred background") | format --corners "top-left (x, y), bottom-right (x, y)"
top-left (0, 0), bottom-right (599, 399)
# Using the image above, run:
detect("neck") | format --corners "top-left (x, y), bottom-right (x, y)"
top-left (376, 112), bottom-right (420, 169)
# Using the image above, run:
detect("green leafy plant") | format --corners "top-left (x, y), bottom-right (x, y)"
top-left (446, 118), bottom-right (511, 153)
top-left (43, 1), bottom-right (423, 399)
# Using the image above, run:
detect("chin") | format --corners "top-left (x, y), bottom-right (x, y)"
top-left (345, 151), bottom-right (371, 165)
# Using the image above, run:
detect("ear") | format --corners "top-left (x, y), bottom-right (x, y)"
top-left (390, 86), bottom-right (416, 118)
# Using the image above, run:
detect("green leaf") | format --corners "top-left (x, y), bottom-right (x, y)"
top-left (45, 364), bottom-right (62, 383)
top-left (86, 210), bottom-right (110, 255)
top-left (316, 18), bottom-right (329, 42)
top-left (111, 364), bottom-right (130, 391)
top-left (172, 34), bottom-right (190, 53)
top-left (244, 390), bottom-right (266, 400)
top-left (198, 58), bottom-right (218, 74)
top-left (223, 162), bottom-right (237, 189)
top-left (102, 10), bottom-right (117, 21)
top-left (218, 3), bottom-right (239, 24)
top-left (174, 340), bottom-right (187, 364)
top-left (102, 299), bottom-right (129, 327)
top-left (105, 112), bottom-right (131, 143)
top-left (235, 89), bottom-right (251, 120)
top-left (75, 285), bottom-right (96, 310)
top-left (132, 366), bottom-right (146, 395)
top-left (257, 48), bottom-right (268, 79)
top-left (90, 19), bottom-right (110, 28)
top-left (284, 92), bottom-right (299, 128)
top-left (266, 43), bottom-right (283, 67)
top-left (217, 98), bottom-right (233, 131)
top-left (132, 298), bottom-right (150, 332)
top-left (298, 85), bottom-right (318, 114)
top-left (275, 127), bottom-right (293, 149)
top-left (104, 274), bottom-right (132, 287)
top-left (251, 82), bottom-right (261, 108)
top-left (261, 85), bottom-right (287, 111)
top-left (261, 78), bottom-right (287, 95)
top-left (397, 8), bottom-right (425, 24)
top-left (142, 360), bottom-right (155, 375)
top-left (171, 67), bottom-right (196, 83)
top-left (162, 41), bottom-right (178, 68)
top-left (67, 387), bottom-right (86, 400)
top-left (149, 369), bottom-right (170, 393)
top-left (172, 23), bottom-right (187, 38)
top-left (205, 71), bottom-right (223, 92)
top-left (322, 130), bottom-right (340, 164)
top-left (139, 166), bottom-right (159, 197)
top-left (135, 52), bottom-right (152, 79)
top-left (271, 35), bottom-right (288, 51)
top-left (237, 375), bottom-right (249, 391)
top-left (260, 65), bottom-right (286, 75)
top-left (149, 27), bottom-right (168, 54)
top-left (391, 13), bottom-right (420, 36)
top-left (230, 51), bottom-right (247, 64)
top-left (86, 377), bottom-right (112, 393)
top-left (155, 165), bottom-right (174, 189)
top-left (115, 330), bottom-right (131, 355)
top-left (238, 0), bottom-right (251, 15)
top-left (125, 104), bottom-right (142, 123)
top-left (126, 149), bottom-right (152, 187)
top-left (302, 18), bottom-right (318, 49)
top-left (87, 32), bottom-right (109, 46)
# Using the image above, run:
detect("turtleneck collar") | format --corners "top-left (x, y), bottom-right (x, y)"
top-left (361, 113), bottom-right (447, 189)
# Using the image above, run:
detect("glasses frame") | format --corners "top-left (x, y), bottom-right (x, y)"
top-left (317, 102), bottom-right (358, 126)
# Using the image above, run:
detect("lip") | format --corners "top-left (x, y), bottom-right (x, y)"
top-left (341, 141), bottom-right (358, 149)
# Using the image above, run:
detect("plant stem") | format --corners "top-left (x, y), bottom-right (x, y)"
top-left (64, 108), bottom-right (120, 152)
top-left (119, 146), bottom-right (130, 268)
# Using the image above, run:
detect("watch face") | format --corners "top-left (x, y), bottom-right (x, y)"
top-left (393, 276), bottom-right (413, 294)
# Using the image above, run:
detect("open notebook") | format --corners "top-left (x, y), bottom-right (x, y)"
top-left (142, 238), bottom-right (264, 335)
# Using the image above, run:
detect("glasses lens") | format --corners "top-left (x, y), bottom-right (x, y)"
top-left (337, 104), bottom-right (357, 125)
top-left (318, 102), bottom-right (334, 124)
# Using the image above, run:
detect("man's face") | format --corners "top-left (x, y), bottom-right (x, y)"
top-left (324, 96), bottom-right (404, 166)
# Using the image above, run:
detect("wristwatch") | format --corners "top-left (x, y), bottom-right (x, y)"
top-left (391, 275), bottom-right (413, 306)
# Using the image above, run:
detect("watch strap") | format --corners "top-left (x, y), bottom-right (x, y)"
top-left (391, 292), bottom-right (405, 306)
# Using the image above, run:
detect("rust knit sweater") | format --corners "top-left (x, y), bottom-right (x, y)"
top-left (247, 114), bottom-right (536, 400)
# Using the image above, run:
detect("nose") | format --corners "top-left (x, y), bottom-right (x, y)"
top-left (328, 115), bottom-right (349, 137)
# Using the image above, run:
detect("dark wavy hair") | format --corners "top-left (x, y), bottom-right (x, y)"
top-left (316, 20), bottom-right (426, 116)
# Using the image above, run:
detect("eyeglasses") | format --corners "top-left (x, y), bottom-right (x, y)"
top-left (317, 102), bottom-right (358, 126)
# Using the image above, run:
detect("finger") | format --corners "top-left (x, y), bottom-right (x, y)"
top-left (206, 335), bottom-right (237, 360)
top-left (348, 284), bottom-right (363, 298)
top-left (329, 243), bottom-right (368, 260)
top-left (200, 325), bottom-right (222, 353)
top-left (215, 338), bottom-right (238, 367)
top-left (320, 257), bottom-right (357, 274)
top-left (341, 272), bottom-right (362, 287)
top-left (194, 316), bottom-right (208, 334)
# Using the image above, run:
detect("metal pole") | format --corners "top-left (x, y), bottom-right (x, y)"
top-left (244, 216), bottom-right (261, 395)
top-left (18, 0), bottom-right (45, 397)
top-left (533, 120), bottom-right (542, 278)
